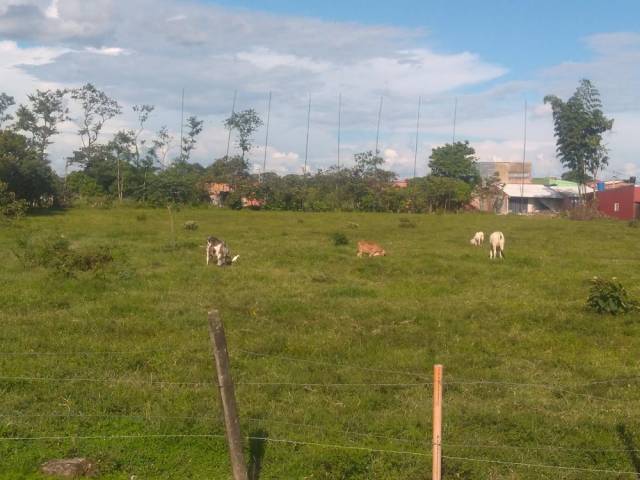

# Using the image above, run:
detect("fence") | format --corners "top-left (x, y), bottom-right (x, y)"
top-left (1, 310), bottom-right (640, 478)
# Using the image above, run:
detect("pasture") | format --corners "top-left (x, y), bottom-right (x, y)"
top-left (1, 207), bottom-right (640, 479)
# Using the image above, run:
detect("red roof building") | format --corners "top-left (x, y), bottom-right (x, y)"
top-left (597, 184), bottom-right (640, 220)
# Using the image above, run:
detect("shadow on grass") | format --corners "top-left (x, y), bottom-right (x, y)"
top-left (248, 428), bottom-right (268, 480)
top-left (616, 424), bottom-right (640, 476)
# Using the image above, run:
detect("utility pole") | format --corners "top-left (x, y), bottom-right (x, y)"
top-left (262, 91), bottom-right (272, 179)
top-left (179, 88), bottom-right (185, 161)
top-left (520, 99), bottom-right (528, 214)
top-left (225, 90), bottom-right (237, 160)
top-left (304, 94), bottom-right (311, 175)
top-left (337, 92), bottom-right (342, 168)
top-left (452, 97), bottom-right (458, 144)
top-left (375, 95), bottom-right (383, 154)
top-left (414, 96), bottom-right (422, 178)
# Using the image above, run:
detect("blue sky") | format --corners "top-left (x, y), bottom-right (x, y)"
top-left (0, 0), bottom-right (638, 178)
top-left (207, 0), bottom-right (640, 76)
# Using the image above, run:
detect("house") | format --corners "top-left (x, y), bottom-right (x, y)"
top-left (476, 181), bottom-right (593, 214)
top-left (206, 182), bottom-right (233, 207)
top-left (597, 184), bottom-right (640, 220)
top-left (477, 162), bottom-right (532, 184)
top-left (392, 179), bottom-right (409, 189)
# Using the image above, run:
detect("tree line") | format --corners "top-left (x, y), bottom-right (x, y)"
top-left (0, 79), bottom-right (612, 217)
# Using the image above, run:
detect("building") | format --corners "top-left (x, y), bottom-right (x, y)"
top-left (473, 181), bottom-right (592, 214)
top-left (477, 162), bottom-right (532, 184)
top-left (206, 182), bottom-right (233, 207)
top-left (597, 184), bottom-right (640, 220)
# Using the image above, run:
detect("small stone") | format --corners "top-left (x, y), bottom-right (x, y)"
top-left (40, 458), bottom-right (95, 477)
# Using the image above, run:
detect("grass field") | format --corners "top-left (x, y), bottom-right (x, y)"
top-left (2, 207), bottom-right (640, 479)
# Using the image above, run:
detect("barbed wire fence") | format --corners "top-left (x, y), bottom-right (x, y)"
top-left (2, 310), bottom-right (640, 478)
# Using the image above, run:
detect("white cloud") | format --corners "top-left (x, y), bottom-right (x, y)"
top-left (84, 46), bottom-right (129, 56)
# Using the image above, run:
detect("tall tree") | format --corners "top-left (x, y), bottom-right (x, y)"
top-left (180, 115), bottom-right (204, 162)
top-left (152, 126), bottom-right (173, 169)
top-left (544, 79), bottom-right (613, 198)
top-left (69, 83), bottom-right (122, 167)
top-left (0, 93), bottom-right (15, 128)
top-left (224, 109), bottom-right (263, 160)
top-left (14, 89), bottom-right (68, 163)
top-left (428, 141), bottom-right (480, 185)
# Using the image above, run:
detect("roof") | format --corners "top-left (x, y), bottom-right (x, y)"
top-left (502, 184), bottom-right (563, 198)
top-left (503, 183), bottom-right (593, 198)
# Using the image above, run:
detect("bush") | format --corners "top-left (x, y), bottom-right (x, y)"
top-left (0, 181), bottom-right (28, 218)
top-left (135, 213), bottom-right (147, 222)
top-left (330, 232), bottom-right (349, 246)
top-left (347, 222), bottom-right (359, 229)
top-left (629, 220), bottom-right (640, 228)
top-left (399, 217), bottom-right (416, 228)
top-left (587, 277), bottom-right (638, 315)
top-left (15, 235), bottom-right (114, 276)
top-left (184, 221), bottom-right (199, 231)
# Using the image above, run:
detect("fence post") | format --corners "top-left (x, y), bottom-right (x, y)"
top-left (208, 310), bottom-right (249, 480)
top-left (432, 364), bottom-right (443, 480)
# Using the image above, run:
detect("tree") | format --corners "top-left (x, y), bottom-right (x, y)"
top-left (0, 130), bottom-right (59, 205)
top-left (224, 109), bottom-right (263, 160)
top-left (475, 172), bottom-right (504, 212)
top-left (109, 130), bottom-right (135, 201)
top-left (561, 170), bottom-right (594, 183)
top-left (0, 93), bottom-right (15, 128)
top-left (428, 141), bottom-right (480, 185)
top-left (152, 126), bottom-right (173, 169)
top-left (69, 83), bottom-right (122, 167)
top-left (425, 176), bottom-right (472, 211)
top-left (544, 79), bottom-right (613, 198)
top-left (180, 115), bottom-right (204, 162)
top-left (206, 155), bottom-right (250, 183)
top-left (14, 89), bottom-right (68, 163)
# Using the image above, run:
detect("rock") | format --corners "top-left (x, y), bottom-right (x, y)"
top-left (40, 458), bottom-right (95, 477)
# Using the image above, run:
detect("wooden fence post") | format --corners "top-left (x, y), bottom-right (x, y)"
top-left (208, 310), bottom-right (249, 480)
top-left (432, 364), bottom-right (443, 480)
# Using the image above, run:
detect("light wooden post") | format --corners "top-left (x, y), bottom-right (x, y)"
top-left (432, 364), bottom-right (443, 480)
top-left (208, 310), bottom-right (249, 480)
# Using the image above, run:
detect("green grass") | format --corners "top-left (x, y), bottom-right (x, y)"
top-left (1, 207), bottom-right (640, 479)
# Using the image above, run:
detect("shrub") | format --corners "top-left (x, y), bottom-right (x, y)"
top-left (135, 213), bottom-right (147, 222)
top-left (629, 220), bottom-right (640, 228)
top-left (15, 235), bottom-right (114, 276)
top-left (184, 220), bottom-right (199, 231)
top-left (347, 222), bottom-right (359, 229)
top-left (399, 217), bottom-right (416, 228)
top-left (330, 232), bottom-right (349, 246)
top-left (587, 277), bottom-right (638, 315)
top-left (0, 181), bottom-right (28, 219)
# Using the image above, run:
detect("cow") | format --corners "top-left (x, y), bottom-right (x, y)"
top-left (489, 231), bottom-right (505, 259)
top-left (357, 241), bottom-right (386, 257)
top-left (206, 236), bottom-right (240, 266)
top-left (470, 231), bottom-right (484, 246)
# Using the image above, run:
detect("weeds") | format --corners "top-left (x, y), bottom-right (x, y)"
top-left (184, 221), bottom-right (199, 231)
top-left (587, 276), bottom-right (638, 315)
top-left (399, 217), bottom-right (416, 228)
top-left (330, 231), bottom-right (349, 246)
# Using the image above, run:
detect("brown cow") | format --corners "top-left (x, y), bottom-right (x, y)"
top-left (357, 241), bottom-right (386, 257)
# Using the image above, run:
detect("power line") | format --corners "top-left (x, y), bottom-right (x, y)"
top-left (304, 93), bottom-right (311, 175)
top-left (375, 95), bottom-right (383, 154)
top-left (413, 96), bottom-right (421, 178)
top-left (262, 91), bottom-right (272, 177)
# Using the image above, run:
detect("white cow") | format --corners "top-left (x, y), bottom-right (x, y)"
top-left (489, 231), bottom-right (505, 259)
top-left (470, 231), bottom-right (484, 246)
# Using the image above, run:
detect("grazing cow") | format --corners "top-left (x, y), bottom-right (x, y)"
top-left (470, 231), bottom-right (484, 246)
top-left (489, 231), bottom-right (505, 259)
top-left (357, 240), bottom-right (386, 257)
top-left (206, 236), bottom-right (240, 266)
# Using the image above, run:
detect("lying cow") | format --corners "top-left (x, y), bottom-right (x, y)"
top-left (470, 231), bottom-right (484, 246)
top-left (489, 231), bottom-right (505, 259)
top-left (357, 240), bottom-right (386, 257)
top-left (206, 236), bottom-right (240, 266)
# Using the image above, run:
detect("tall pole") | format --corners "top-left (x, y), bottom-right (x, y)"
top-left (413, 96), bottom-right (422, 178)
top-left (452, 97), bottom-right (458, 144)
top-left (432, 364), bottom-right (443, 480)
top-left (208, 310), bottom-right (249, 480)
top-left (262, 91), bottom-right (272, 177)
top-left (179, 88), bottom-right (185, 161)
top-left (225, 90), bottom-right (237, 160)
top-left (520, 99), bottom-right (528, 213)
top-left (375, 95), bottom-right (384, 154)
top-left (337, 92), bottom-right (342, 168)
top-left (304, 94), bottom-right (311, 175)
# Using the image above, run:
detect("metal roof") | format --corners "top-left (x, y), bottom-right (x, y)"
top-left (502, 184), bottom-right (563, 198)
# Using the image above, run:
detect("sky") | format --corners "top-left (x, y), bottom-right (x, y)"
top-left (0, 0), bottom-right (638, 179)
